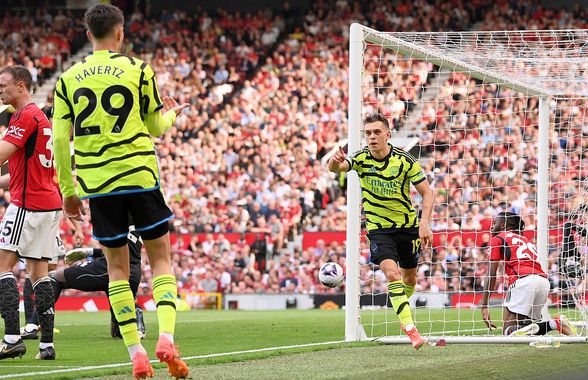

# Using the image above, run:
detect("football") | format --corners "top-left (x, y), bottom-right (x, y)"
top-left (319, 262), bottom-right (344, 288)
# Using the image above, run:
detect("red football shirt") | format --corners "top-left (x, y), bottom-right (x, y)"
top-left (3, 104), bottom-right (62, 211)
top-left (488, 231), bottom-right (547, 285)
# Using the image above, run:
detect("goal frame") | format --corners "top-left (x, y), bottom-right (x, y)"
top-left (345, 23), bottom-right (586, 344)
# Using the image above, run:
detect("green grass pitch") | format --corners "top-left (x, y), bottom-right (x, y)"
top-left (1, 309), bottom-right (587, 379)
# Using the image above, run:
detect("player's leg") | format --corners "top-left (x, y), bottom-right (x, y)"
top-left (21, 275), bottom-right (39, 340)
top-left (27, 259), bottom-right (56, 360)
top-left (23, 210), bottom-right (65, 360)
top-left (0, 248), bottom-right (25, 360)
top-left (370, 230), bottom-right (425, 349)
top-left (502, 307), bottom-right (538, 336)
top-left (89, 195), bottom-right (152, 378)
top-left (400, 267), bottom-right (417, 299)
top-left (132, 189), bottom-right (187, 377)
top-left (529, 275), bottom-right (577, 336)
top-left (130, 265), bottom-right (146, 339)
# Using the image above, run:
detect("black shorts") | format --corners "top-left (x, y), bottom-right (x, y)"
top-left (89, 189), bottom-right (173, 247)
top-left (367, 228), bottom-right (421, 269)
top-left (63, 257), bottom-right (141, 295)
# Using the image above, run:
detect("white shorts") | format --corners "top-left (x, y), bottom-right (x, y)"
top-left (0, 203), bottom-right (63, 261)
top-left (504, 274), bottom-right (550, 321)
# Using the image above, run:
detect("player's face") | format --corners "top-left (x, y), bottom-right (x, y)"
top-left (363, 121), bottom-right (390, 152)
top-left (0, 73), bottom-right (20, 106)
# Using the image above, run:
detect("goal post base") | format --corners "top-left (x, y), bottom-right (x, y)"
top-left (378, 336), bottom-right (588, 344)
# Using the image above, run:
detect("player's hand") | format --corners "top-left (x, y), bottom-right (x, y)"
top-left (65, 247), bottom-right (91, 265)
top-left (162, 96), bottom-right (190, 116)
top-left (481, 306), bottom-right (497, 330)
top-left (419, 221), bottom-right (433, 248)
top-left (73, 227), bottom-right (84, 247)
top-left (332, 146), bottom-right (346, 163)
top-left (63, 195), bottom-right (85, 221)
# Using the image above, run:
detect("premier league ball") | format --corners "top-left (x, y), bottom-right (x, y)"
top-left (319, 262), bottom-right (344, 288)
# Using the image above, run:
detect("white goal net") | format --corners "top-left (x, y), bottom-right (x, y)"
top-left (346, 24), bottom-right (588, 344)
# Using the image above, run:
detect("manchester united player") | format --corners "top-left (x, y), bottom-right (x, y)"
top-left (481, 212), bottom-right (576, 336)
top-left (0, 65), bottom-right (62, 360)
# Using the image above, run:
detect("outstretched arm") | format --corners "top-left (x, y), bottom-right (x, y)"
top-left (327, 146), bottom-right (351, 173)
top-left (481, 261), bottom-right (500, 330)
top-left (144, 96), bottom-right (189, 137)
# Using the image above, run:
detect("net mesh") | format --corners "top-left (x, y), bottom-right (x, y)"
top-left (356, 27), bottom-right (588, 339)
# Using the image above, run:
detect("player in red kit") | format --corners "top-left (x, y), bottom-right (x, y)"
top-left (0, 66), bottom-right (62, 360)
top-left (481, 212), bottom-right (576, 336)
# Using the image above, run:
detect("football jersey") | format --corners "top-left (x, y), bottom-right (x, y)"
top-left (3, 104), bottom-right (62, 211)
top-left (53, 50), bottom-right (163, 199)
top-left (347, 144), bottom-right (426, 231)
top-left (488, 231), bottom-right (547, 285)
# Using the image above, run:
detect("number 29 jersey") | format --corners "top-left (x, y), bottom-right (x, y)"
top-left (3, 104), bottom-right (62, 211)
top-left (488, 231), bottom-right (547, 285)
top-left (53, 50), bottom-right (164, 199)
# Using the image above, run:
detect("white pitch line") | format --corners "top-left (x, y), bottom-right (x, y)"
top-left (0, 340), bottom-right (346, 379)
top-left (0, 366), bottom-right (74, 369)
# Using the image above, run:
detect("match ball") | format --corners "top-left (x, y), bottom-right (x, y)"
top-left (319, 262), bottom-right (344, 288)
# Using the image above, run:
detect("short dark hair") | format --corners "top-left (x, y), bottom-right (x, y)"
top-left (363, 113), bottom-right (389, 129)
top-left (497, 212), bottom-right (525, 232)
top-left (85, 4), bottom-right (124, 39)
top-left (0, 65), bottom-right (32, 91)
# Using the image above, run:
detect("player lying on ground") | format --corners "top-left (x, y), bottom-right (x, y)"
top-left (481, 212), bottom-right (576, 336)
top-left (328, 113), bottom-right (434, 349)
top-left (21, 228), bottom-right (145, 340)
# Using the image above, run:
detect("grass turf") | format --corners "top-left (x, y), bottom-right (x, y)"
top-left (0, 309), bottom-right (586, 379)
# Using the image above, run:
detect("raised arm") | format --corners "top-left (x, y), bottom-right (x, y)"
top-left (327, 146), bottom-right (351, 173)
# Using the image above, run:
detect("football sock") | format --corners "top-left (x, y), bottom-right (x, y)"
top-left (24, 276), bottom-right (39, 325)
top-left (33, 277), bottom-right (55, 345)
top-left (109, 281), bottom-right (140, 348)
top-left (0, 272), bottom-right (20, 341)
top-left (388, 280), bottom-right (414, 327)
top-left (403, 282), bottom-right (415, 299)
top-left (536, 320), bottom-right (558, 335)
top-left (152, 274), bottom-right (177, 336)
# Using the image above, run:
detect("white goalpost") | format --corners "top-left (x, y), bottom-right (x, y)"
top-left (345, 23), bottom-right (588, 344)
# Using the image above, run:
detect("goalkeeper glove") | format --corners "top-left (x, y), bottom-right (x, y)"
top-left (65, 247), bottom-right (94, 265)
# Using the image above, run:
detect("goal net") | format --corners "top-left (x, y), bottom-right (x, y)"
top-left (345, 24), bottom-right (588, 344)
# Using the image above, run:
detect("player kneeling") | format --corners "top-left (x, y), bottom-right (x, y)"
top-left (481, 212), bottom-right (576, 337)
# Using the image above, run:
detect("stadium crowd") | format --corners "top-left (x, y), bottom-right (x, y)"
top-left (0, 8), bottom-right (87, 90)
top-left (0, 0), bottom-right (587, 304)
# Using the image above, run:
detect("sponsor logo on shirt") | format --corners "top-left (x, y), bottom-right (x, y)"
top-left (7, 125), bottom-right (24, 139)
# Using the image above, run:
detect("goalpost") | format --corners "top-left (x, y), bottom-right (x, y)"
top-left (346, 23), bottom-right (588, 344)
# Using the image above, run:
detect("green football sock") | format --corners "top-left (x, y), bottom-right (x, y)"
top-left (388, 280), bottom-right (414, 327)
top-left (152, 274), bottom-right (178, 335)
top-left (109, 280), bottom-right (140, 346)
top-left (403, 282), bottom-right (415, 299)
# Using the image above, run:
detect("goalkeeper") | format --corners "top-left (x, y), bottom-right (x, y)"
top-left (328, 113), bottom-right (434, 349)
top-left (21, 228), bottom-right (145, 340)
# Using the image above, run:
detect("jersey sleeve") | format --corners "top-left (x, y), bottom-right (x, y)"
top-left (3, 112), bottom-right (36, 149)
top-left (53, 77), bottom-right (74, 122)
top-left (407, 158), bottom-right (426, 185)
top-left (488, 235), bottom-right (504, 261)
top-left (140, 63), bottom-right (163, 115)
top-left (348, 150), bottom-right (364, 174)
top-left (52, 76), bottom-right (76, 197)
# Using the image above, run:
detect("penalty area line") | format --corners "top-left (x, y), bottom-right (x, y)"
top-left (0, 340), bottom-right (347, 379)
